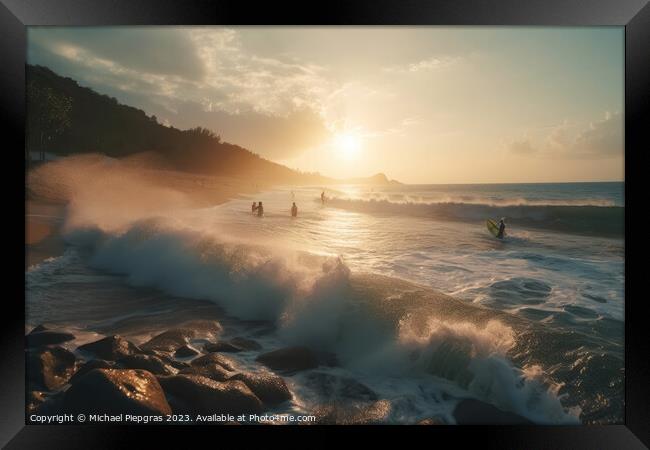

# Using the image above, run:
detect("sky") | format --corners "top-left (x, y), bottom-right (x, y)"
top-left (27, 26), bottom-right (624, 184)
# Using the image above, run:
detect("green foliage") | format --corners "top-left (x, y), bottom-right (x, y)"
top-left (25, 65), bottom-right (327, 184)
top-left (26, 79), bottom-right (72, 155)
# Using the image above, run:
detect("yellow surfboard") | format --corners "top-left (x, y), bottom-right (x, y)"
top-left (487, 219), bottom-right (501, 238)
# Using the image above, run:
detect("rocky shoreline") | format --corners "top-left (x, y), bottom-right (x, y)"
top-left (26, 320), bottom-right (532, 425)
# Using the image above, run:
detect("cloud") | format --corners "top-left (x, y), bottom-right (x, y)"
top-left (572, 112), bottom-right (623, 157)
top-left (186, 29), bottom-right (338, 116)
top-left (384, 56), bottom-right (460, 73)
top-left (29, 28), bottom-right (205, 80)
top-left (508, 139), bottom-right (537, 155)
top-left (28, 28), bottom-right (339, 159)
top-left (508, 112), bottom-right (622, 159)
top-left (30, 28), bottom-right (336, 116)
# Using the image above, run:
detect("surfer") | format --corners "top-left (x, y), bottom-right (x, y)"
top-left (321, 191), bottom-right (325, 204)
top-left (497, 218), bottom-right (506, 239)
top-left (256, 201), bottom-right (264, 217)
top-left (251, 201), bottom-right (257, 214)
top-left (291, 202), bottom-right (298, 217)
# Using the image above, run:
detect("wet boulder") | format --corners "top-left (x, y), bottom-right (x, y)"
top-left (77, 335), bottom-right (141, 361)
top-left (256, 346), bottom-right (319, 373)
top-left (140, 329), bottom-right (196, 353)
top-left (118, 354), bottom-right (177, 376)
top-left (179, 353), bottom-right (240, 382)
top-left (180, 364), bottom-right (232, 382)
top-left (303, 372), bottom-right (377, 402)
top-left (229, 337), bottom-right (262, 351)
top-left (69, 359), bottom-right (115, 384)
top-left (311, 400), bottom-right (392, 425)
top-left (229, 372), bottom-right (292, 406)
top-left (191, 353), bottom-right (239, 372)
top-left (175, 345), bottom-right (199, 358)
top-left (27, 391), bottom-right (48, 414)
top-left (179, 320), bottom-right (223, 335)
top-left (417, 417), bottom-right (446, 425)
top-left (144, 350), bottom-right (190, 370)
top-left (158, 374), bottom-right (263, 415)
top-left (204, 337), bottom-right (263, 353)
top-left (204, 341), bottom-right (243, 353)
top-left (26, 330), bottom-right (75, 348)
top-left (27, 346), bottom-right (77, 391)
top-left (27, 390), bottom-right (67, 416)
top-left (141, 321), bottom-right (223, 353)
top-left (29, 324), bottom-right (51, 334)
top-left (453, 399), bottom-right (533, 425)
top-left (62, 369), bottom-right (171, 415)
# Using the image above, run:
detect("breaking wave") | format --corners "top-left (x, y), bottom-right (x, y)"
top-left (325, 197), bottom-right (623, 237)
top-left (60, 218), bottom-right (579, 424)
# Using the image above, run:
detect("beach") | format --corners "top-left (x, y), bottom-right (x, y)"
top-left (26, 200), bottom-right (66, 269)
top-left (25, 156), bottom-right (624, 425)
top-left (21, 25), bottom-right (625, 430)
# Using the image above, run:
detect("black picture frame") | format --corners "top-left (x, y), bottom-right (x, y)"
top-left (2, 0), bottom-right (648, 448)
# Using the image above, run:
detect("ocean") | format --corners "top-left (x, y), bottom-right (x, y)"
top-left (26, 179), bottom-right (624, 424)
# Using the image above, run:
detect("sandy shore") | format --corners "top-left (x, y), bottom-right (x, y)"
top-left (26, 156), bottom-right (264, 269)
top-left (26, 200), bottom-right (67, 269)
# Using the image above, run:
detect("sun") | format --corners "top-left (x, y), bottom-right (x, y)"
top-left (333, 132), bottom-right (362, 160)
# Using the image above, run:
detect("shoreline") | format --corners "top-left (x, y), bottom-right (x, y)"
top-left (24, 161), bottom-right (624, 425)
top-left (26, 199), bottom-right (67, 269)
top-left (26, 158), bottom-right (266, 269)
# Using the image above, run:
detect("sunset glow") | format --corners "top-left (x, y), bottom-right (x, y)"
top-left (333, 132), bottom-right (362, 161)
top-left (28, 27), bottom-right (624, 183)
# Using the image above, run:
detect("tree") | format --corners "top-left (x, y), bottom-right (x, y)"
top-left (26, 80), bottom-right (72, 161)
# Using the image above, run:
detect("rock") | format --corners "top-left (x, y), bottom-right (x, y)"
top-left (140, 329), bottom-right (197, 353)
top-left (28, 390), bottom-right (66, 416)
top-left (118, 354), bottom-right (177, 376)
top-left (312, 400), bottom-right (392, 425)
top-left (141, 320), bottom-right (223, 353)
top-left (158, 374), bottom-right (263, 415)
top-left (229, 337), bottom-right (262, 351)
top-left (256, 346), bottom-right (319, 373)
top-left (180, 353), bottom-right (239, 382)
top-left (453, 399), bottom-right (533, 425)
top-left (77, 335), bottom-right (141, 361)
top-left (27, 346), bottom-right (77, 391)
top-left (175, 345), bottom-right (199, 358)
top-left (26, 330), bottom-right (76, 348)
top-left (27, 391), bottom-right (47, 414)
top-left (169, 360), bottom-right (191, 370)
top-left (144, 350), bottom-right (190, 370)
top-left (180, 364), bottom-right (232, 382)
top-left (62, 369), bottom-right (171, 415)
top-left (191, 353), bottom-right (238, 372)
top-left (69, 359), bottom-right (115, 384)
top-left (29, 324), bottom-right (51, 334)
top-left (303, 372), bottom-right (377, 402)
top-left (204, 342), bottom-right (243, 353)
top-left (417, 417), bottom-right (446, 425)
top-left (204, 337), bottom-right (263, 353)
top-left (179, 320), bottom-right (223, 335)
top-left (229, 372), bottom-right (292, 406)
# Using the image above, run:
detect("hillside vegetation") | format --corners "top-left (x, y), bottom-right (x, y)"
top-left (26, 65), bottom-right (398, 186)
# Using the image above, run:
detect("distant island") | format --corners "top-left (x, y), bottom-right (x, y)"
top-left (342, 173), bottom-right (401, 186)
top-left (26, 65), bottom-right (400, 187)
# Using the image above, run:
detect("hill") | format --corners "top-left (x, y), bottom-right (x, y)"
top-left (25, 65), bottom-right (399, 186)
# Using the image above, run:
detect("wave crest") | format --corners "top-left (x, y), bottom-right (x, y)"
top-left (326, 197), bottom-right (623, 237)
top-left (396, 317), bottom-right (579, 424)
top-left (65, 219), bottom-right (352, 329)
